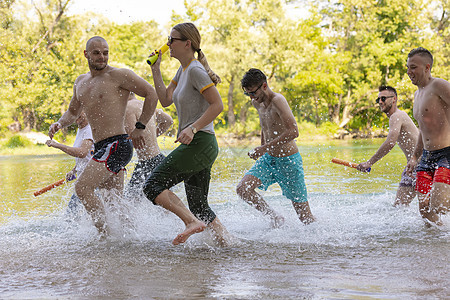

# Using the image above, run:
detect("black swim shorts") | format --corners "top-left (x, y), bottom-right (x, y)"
top-left (92, 134), bottom-right (133, 174)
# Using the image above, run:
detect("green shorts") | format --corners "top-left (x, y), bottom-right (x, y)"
top-left (143, 132), bottom-right (219, 224)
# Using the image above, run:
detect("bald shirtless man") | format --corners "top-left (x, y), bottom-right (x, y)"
top-left (124, 92), bottom-right (173, 195)
top-left (48, 36), bottom-right (159, 234)
top-left (357, 85), bottom-right (419, 206)
top-left (236, 68), bottom-right (315, 226)
top-left (405, 47), bottom-right (450, 225)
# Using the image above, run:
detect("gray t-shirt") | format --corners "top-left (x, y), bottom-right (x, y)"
top-left (172, 59), bottom-right (215, 136)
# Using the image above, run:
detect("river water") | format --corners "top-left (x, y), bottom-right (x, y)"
top-left (0, 139), bottom-right (448, 299)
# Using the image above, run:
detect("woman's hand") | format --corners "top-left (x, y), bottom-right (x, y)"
top-left (175, 127), bottom-right (195, 145)
top-left (149, 49), bottom-right (163, 71)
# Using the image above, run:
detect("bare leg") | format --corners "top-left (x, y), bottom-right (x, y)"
top-left (208, 217), bottom-right (233, 247)
top-left (154, 189), bottom-right (206, 245)
top-left (393, 185), bottom-right (416, 207)
top-left (292, 201), bottom-right (315, 224)
top-left (423, 182), bottom-right (450, 225)
top-left (417, 191), bottom-right (437, 226)
top-left (99, 170), bottom-right (124, 192)
top-left (236, 174), bottom-right (285, 228)
top-left (76, 160), bottom-right (118, 235)
top-left (99, 170), bottom-right (137, 229)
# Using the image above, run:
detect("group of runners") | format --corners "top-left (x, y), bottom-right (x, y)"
top-left (46, 22), bottom-right (450, 246)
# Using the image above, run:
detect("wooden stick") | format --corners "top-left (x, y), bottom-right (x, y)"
top-left (33, 178), bottom-right (66, 197)
top-left (331, 158), bottom-right (371, 172)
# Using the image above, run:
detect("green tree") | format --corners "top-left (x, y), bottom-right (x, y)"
top-left (317, 0), bottom-right (429, 131)
top-left (183, 0), bottom-right (260, 132)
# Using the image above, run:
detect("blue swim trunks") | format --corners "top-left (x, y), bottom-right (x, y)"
top-left (92, 134), bottom-right (133, 174)
top-left (246, 152), bottom-right (308, 203)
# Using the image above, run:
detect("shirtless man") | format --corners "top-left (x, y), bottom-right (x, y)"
top-left (48, 36), bottom-right (159, 234)
top-left (357, 86), bottom-right (419, 206)
top-left (405, 47), bottom-right (450, 225)
top-left (236, 68), bottom-right (315, 226)
top-left (124, 92), bottom-right (173, 195)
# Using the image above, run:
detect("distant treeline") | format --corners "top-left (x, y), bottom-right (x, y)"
top-left (1, 0), bottom-right (450, 138)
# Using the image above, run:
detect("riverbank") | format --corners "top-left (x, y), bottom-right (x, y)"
top-left (0, 135), bottom-right (177, 156)
top-left (0, 134), bottom-right (320, 156)
top-left (0, 128), bottom-right (388, 156)
top-left (0, 135), bottom-right (261, 156)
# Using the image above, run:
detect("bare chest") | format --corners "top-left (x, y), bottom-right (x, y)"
top-left (76, 76), bottom-right (126, 111)
top-left (257, 105), bottom-right (283, 133)
top-left (413, 89), bottom-right (442, 124)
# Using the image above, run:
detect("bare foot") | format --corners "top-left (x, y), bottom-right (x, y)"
top-left (213, 233), bottom-right (237, 247)
top-left (94, 217), bottom-right (108, 236)
top-left (208, 217), bottom-right (234, 247)
top-left (271, 215), bottom-right (285, 228)
top-left (301, 215), bottom-right (316, 225)
top-left (172, 221), bottom-right (206, 245)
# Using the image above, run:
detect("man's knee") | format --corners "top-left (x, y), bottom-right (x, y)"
top-left (236, 180), bottom-right (252, 198)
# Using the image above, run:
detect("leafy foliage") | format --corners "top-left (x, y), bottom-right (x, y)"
top-left (1, 0), bottom-right (449, 138)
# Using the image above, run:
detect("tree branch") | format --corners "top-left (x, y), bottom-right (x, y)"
top-left (31, 0), bottom-right (70, 53)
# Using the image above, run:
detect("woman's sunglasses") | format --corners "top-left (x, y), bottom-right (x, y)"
top-left (168, 36), bottom-right (187, 44)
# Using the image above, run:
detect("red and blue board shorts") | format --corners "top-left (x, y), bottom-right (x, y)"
top-left (415, 146), bottom-right (450, 195)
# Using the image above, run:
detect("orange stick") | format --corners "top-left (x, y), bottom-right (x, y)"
top-left (33, 178), bottom-right (66, 197)
top-left (331, 158), bottom-right (371, 172)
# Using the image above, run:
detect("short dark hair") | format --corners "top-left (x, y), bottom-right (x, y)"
top-left (408, 47), bottom-right (433, 68)
top-left (379, 85), bottom-right (397, 97)
top-left (241, 68), bottom-right (267, 89)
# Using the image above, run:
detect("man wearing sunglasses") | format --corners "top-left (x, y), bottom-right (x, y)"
top-left (357, 86), bottom-right (419, 206)
top-left (405, 47), bottom-right (450, 225)
top-left (236, 68), bottom-right (315, 226)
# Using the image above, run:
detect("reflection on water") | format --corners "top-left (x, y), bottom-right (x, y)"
top-left (0, 139), bottom-right (449, 299)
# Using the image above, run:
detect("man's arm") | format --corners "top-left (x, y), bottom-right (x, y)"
top-left (254, 100), bottom-right (265, 146)
top-left (124, 101), bottom-right (139, 136)
top-left (118, 69), bottom-right (159, 149)
top-left (357, 114), bottom-right (402, 171)
top-left (155, 109), bottom-right (173, 137)
top-left (118, 69), bottom-right (159, 126)
top-left (49, 81), bottom-right (82, 139)
top-left (406, 131), bottom-right (423, 175)
top-left (436, 78), bottom-right (450, 106)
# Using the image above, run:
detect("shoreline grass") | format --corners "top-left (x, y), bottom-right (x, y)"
top-left (0, 133), bottom-right (345, 156)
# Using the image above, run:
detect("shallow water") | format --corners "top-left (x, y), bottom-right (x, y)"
top-left (0, 139), bottom-right (449, 299)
